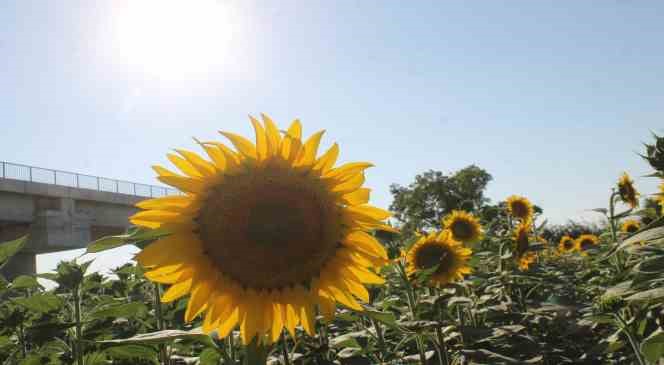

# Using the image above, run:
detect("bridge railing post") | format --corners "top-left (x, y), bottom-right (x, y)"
top-left (53, 170), bottom-right (57, 185)
top-left (1, 161), bottom-right (4, 178)
top-left (29, 166), bottom-right (32, 182)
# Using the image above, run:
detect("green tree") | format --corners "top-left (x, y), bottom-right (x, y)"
top-left (389, 165), bottom-right (492, 234)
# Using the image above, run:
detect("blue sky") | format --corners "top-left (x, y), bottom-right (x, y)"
top-left (1, 1), bottom-right (663, 275)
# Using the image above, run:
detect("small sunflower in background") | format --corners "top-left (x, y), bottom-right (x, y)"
top-left (513, 220), bottom-right (532, 257)
top-left (658, 182), bottom-right (664, 211)
top-left (575, 234), bottom-right (599, 255)
top-left (406, 230), bottom-right (472, 287)
top-left (505, 195), bottom-right (534, 221)
top-left (443, 210), bottom-right (483, 243)
top-left (518, 252), bottom-right (537, 271)
top-left (617, 172), bottom-right (640, 209)
top-left (558, 235), bottom-right (575, 253)
top-left (621, 219), bottom-right (641, 234)
top-left (131, 115), bottom-right (393, 345)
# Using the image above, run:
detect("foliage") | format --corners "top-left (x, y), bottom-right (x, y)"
top-left (2, 131), bottom-right (664, 364)
top-left (389, 166), bottom-right (492, 234)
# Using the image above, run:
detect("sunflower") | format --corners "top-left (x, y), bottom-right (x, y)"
top-left (442, 210), bottom-right (483, 243)
top-left (617, 173), bottom-right (639, 209)
top-left (558, 235), bottom-right (575, 253)
top-left (513, 220), bottom-right (532, 257)
top-left (575, 234), bottom-right (599, 254)
top-left (405, 230), bottom-right (472, 287)
top-left (658, 182), bottom-right (664, 211)
top-left (518, 251), bottom-right (537, 271)
top-left (621, 219), bottom-right (641, 234)
top-left (131, 115), bottom-right (394, 345)
top-left (505, 195), bottom-right (534, 221)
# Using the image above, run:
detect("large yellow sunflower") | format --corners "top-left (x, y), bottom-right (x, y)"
top-left (558, 235), bottom-right (575, 253)
top-left (575, 234), bottom-right (599, 255)
top-left (505, 195), bottom-right (534, 221)
top-left (617, 173), bottom-right (639, 209)
top-left (442, 210), bottom-right (483, 243)
top-left (621, 219), bottom-right (641, 234)
top-left (405, 230), bottom-right (472, 287)
top-left (131, 115), bottom-right (394, 345)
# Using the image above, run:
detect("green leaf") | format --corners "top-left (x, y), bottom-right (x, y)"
top-left (621, 226), bottom-right (664, 249)
top-left (625, 288), bottom-right (664, 303)
top-left (88, 302), bottom-right (148, 321)
top-left (97, 328), bottom-right (215, 348)
top-left (447, 296), bottom-right (473, 307)
top-left (360, 309), bottom-right (398, 329)
top-left (83, 352), bottom-right (108, 365)
top-left (12, 293), bottom-right (63, 313)
top-left (199, 348), bottom-right (222, 365)
top-left (641, 329), bottom-right (664, 364)
top-left (0, 236), bottom-right (27, 269)
top-left (86, 227), bottom-right (170, 254)
top-left (103, 345), bottom-right (157, 363)
top-left (11, 275), bottom-right (42, 290)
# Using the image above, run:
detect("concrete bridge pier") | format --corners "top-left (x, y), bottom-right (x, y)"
top-left (0, 177), bottom-right (145, 279)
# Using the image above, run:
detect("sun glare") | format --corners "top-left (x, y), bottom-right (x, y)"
top-left (113, 0), bottom-right (235, 79)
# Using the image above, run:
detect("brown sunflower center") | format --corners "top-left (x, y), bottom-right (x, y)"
top-left (579, 239), bottom-right (595, 250)
top-left (415, 244), bottom-right (455, 274)
top-left (510, 201), bottom-right (529, 218)
top-left (625, 224), bottom-right (639, 233)
top-left (563, 240), bottom-right (574, 250)
top-left (450, 220), bottom-right (474, 241)
top-left (197, 167), bottom-right (340, 290)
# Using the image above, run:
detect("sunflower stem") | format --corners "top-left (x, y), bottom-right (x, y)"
top-left (73, 286), bottom-right (83, 365)
top-left (243, 337), bottom-right (268, 365)
top-left (280, 332), bottom-right (291, 365)
top-left (614, 312), bottom-right (646, 365)
top-left (153, 282), bottom-right (168, 365)
top-left (405, 281), bottom-right (427, 365)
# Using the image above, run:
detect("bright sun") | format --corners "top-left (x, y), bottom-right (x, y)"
top-left (113, 0), bottom-right (235, 79)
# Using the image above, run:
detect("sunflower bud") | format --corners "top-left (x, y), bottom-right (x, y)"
top-left (641, 132), bottom-right (664, 173)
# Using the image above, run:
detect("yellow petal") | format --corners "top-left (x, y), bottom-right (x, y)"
top-left (324, 162), bottom-right (373, 180)
top-left (339, 277), bottom-right (369, 303)
top-left (157, 175), bottom-right (205, 194)
top-left (152, 165), bottom-right (179, 177)
top-left (313, 143), bottom-right (339, 173)
top-left (343, 231), bottom-right (387, 259)
top-left (135, 233), bottom-right (200, 267)
top-left (168, 153), bottom-right (203, 178)
top-left (343, 265), bottom-right (385, 285)
top-left (185, 279), bottom-right (213, 322)
top-left (280, 120), bottom-right (303, 162)
top-left (198, 141), bottom-right (227, 171)
top-left (219, 131), bottom-right (257, 160)
top-left (217, 307), bottom-right (239, 338)
top-left (331, 173), bottom-right (365, 194)
top-left (130, 210), bottom-right (192, 226)
top-left (249, 115), bottom-right (268, 161)
top-left (317, 294), bottom-right (336, 321)
top-left (175, 149), bottom-right (217, 176)
top-left (261, 113), bottom-right (281, 156)
top-left (270, 302), bottom-right (285, 343)
top-left (144, 266), bottom-right (192, 284)
top-left (341, 188), bottom-right (371, 206)
top-left (296, 130), bottom-right (325, 167)
top-left (161, 278), bottom-right (193, 302)
top-left (135, 196), bottom-right (194, 211)
top-left (346, 205), bottom-right (392, 221)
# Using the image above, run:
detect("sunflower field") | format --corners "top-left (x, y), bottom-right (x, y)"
top-left (1, 117), bottom-right (664, 365)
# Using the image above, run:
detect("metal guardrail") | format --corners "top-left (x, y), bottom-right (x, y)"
top-left (0, 161), bottom-right (179, 198)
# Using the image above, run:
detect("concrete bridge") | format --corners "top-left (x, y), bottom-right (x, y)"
top-left (0, 162), bottom-right (177, 279)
